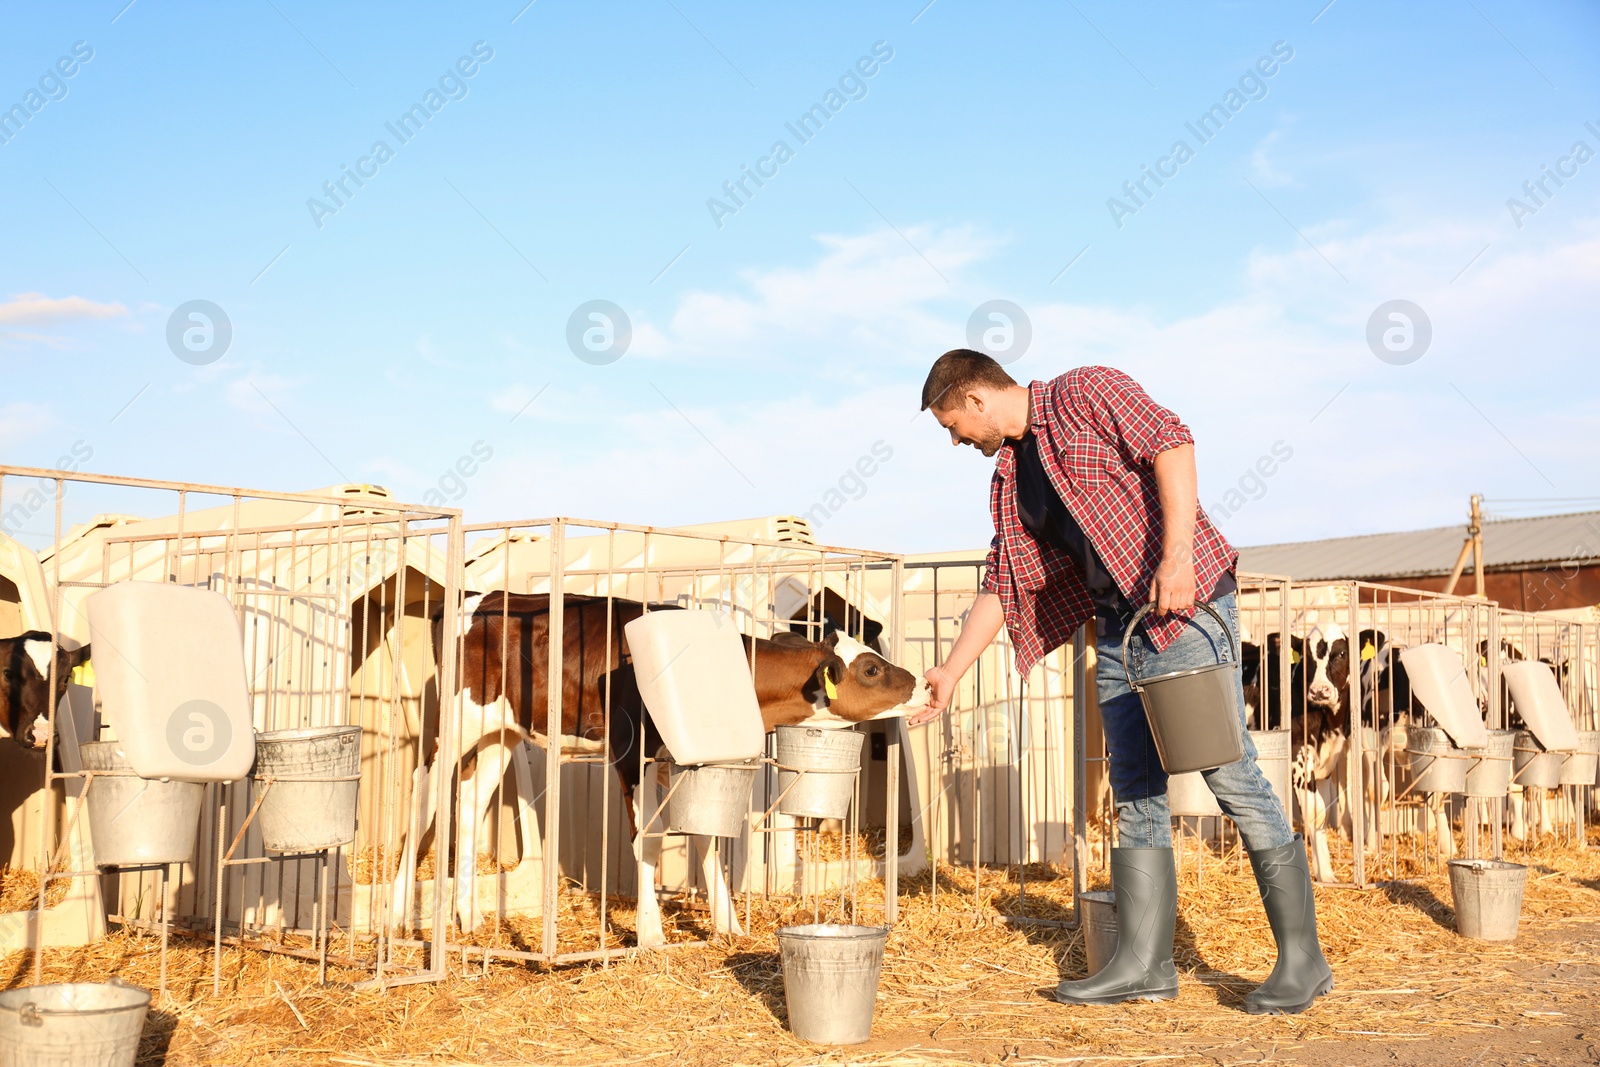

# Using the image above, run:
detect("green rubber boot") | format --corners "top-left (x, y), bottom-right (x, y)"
top-left (1055, 847), bottom-right (1179, 1006)
top-left (1243, 835), bottom-right (1334, 1015)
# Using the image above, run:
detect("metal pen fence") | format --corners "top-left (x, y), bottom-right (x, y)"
top-left (0, 465), bottom-right (463, 993)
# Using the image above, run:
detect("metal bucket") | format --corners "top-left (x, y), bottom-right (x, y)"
top-left (1251, 728), bottom-right (1292, 816)
top-left (1462, 729), bottom-right (1516, 798)
top-left (1512, 731), bottom-right (1564, 789)
top-left (251, 725), bottom-right (361, 852)
top-left (78, 742), bottom-right (205, 866)
top-left (1166, 771), bottom-right (1220, 816)
top-left (1558, 729), bottom-right (1599, 786)
top-left (777, 923), bottom-right (888, 1044)
top-left (1402, 727), bottom-right (1469, 795)
top-left (0, 981), bottom-right (150, 1067)
top-left (667, 762), bottom-right (757, 837)
top-left (1447, 859), bottom-right (1526, 941)
top-left (1120, 602), bottom-right (1244, 775)
top-left (774, 726), bottom-right (863, 820)
top-left (1080, 890), bottom-right (1118, 975)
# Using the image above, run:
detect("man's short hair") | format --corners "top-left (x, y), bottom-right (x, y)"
top-left (920, 349), bottom-right (1017, 411)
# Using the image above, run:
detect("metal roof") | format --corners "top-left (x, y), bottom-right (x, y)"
top-left (1236, 510), bottom-right (1600, 581)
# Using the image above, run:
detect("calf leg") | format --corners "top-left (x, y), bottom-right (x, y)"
top-left (633, 765), bottom-right (668, 948)
top-left (456, 740), bottom-right (515, 932)
top-left (1508, 786), bottom-right (1527, 841)
top-left (697, 835), bottom-right (745, 938)
top-left (391, 762), bottom-right (432, 929)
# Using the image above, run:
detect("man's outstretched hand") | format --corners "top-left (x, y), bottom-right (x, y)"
top-left (907, 664), bottom-right (955, 726)
top-left (1149, 553), bottom-right (1197, 615)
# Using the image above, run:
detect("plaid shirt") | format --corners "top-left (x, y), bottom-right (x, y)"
top-left (982, 367), bottom-right (1237, 676)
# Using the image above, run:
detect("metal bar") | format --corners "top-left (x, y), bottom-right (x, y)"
top-left (541, 520), bottom-right (566, 957)
top-left (0, 464), bottom-right (461, 517)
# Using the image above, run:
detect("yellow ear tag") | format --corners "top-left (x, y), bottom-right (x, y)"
top-left (1361, 642), bottom-right (1376, 662)
top-left (824, 675), bottom-right (838, 701)
top-left (1290, 649), bottom-right (1301, 665)
top-left (1480, 655), bottom-right (1488, 667)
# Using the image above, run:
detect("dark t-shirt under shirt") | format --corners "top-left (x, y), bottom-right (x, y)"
top-left (1011, 430), bottom-right (1234, 629)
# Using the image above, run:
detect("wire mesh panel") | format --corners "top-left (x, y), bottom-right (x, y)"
top-left (429, 516), bottom-right (917, 965)
top-left (0, 465), bottom-right (462, 991)
top-left (1494, 608), bottom-right (1596, 850)
top-left (1280, 580), bottom-right (1503, 887)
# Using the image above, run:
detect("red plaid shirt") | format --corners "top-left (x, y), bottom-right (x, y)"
top-left (982, 367), bottom-right (1237, 676)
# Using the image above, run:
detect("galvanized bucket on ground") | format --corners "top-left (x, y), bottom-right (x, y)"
top-left (1079, 891), bottom-right (1117, 975)
top-left (1558, 729), bottom-right (1599, 786)
top-left (1250, 728), bottom-right (1292, 816)
top-left (1447, 859), bottom-right (1527, 941)
top-left (1166, 770), bottom-right (1221, 817)
top-left (1463, 729), bottom-right (1516, 798)
top-left (774, 726), bottom-right (864, 820)
top-left (251, 725), bottom-right (361, 852)
top-left (1512, 731), bottom-right (1564, 789)
top-left (1402, 727), bottom-right (1469, 795)
top-left (0, 980), bottom-right (150, 1067)
top-left (778, 923), bottom-right (888, 1044)
top-left (1119, 602), bottom-right (1244, 774)
top-left (667, 762), bottom-right (758, 837)
top-left (78, 742), bottom-right (205, 866)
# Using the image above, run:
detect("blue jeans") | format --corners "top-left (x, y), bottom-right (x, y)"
top-left (1094, 591), bottom-right (1293, 851)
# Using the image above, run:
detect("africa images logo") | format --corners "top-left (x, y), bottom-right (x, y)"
top-left (166, 699), bottom-right (232, 766)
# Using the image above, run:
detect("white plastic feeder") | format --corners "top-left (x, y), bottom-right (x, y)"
top-left (1397, 645), bottom-right (1490, 749)
top-left (85, 582), bottom-right (255, 782)
top-left (1501, 660), bottom-right (1580, 752)
top-left (623, 609), bottom-right (765, 765)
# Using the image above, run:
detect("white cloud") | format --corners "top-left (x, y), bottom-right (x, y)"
top-left (493, 215), bottom-right (1600, 553)
top-left (0, 292), bottom-right (128, 326)
top-left (1249, 127), bottom-right (1295, 189)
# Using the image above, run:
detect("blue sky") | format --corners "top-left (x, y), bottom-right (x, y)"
top-left (2, 0), bottom-right (1598, 555)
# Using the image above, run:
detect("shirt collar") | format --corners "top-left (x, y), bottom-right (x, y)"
top-left (1027, 379), bottom-right (1050, 433)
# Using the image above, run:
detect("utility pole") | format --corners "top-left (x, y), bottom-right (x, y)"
top-left (1443, 493), bottom-right (1485, 597)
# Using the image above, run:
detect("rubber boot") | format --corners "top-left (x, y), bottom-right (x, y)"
top-left (1055, 847), bottom-right (1178, 1005)
top-left (1243, 835), bottom-right (1334, 1015)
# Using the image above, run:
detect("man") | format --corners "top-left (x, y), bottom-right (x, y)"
top-left (908, 350), bottom-right (1332, 1015)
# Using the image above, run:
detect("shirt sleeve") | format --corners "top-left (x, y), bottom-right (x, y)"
top-left (981, 532), bottom-right (1004, 595)
top-left (1066, 366), bottom-right (1194, 466)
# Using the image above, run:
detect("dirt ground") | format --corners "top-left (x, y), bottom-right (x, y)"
top-left (4, 833), bottom-right (1597, 1066)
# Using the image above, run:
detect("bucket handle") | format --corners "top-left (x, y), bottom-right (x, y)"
top-left (1118, 600), bottom-right (1236, 692)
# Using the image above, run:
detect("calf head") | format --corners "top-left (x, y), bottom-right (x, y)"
top-left (0, 632), bottom-right (83, 749)
top-left (798, 632), bottom-right (928, 725)
top-left (1305, 623), bottom-right (1346, 712)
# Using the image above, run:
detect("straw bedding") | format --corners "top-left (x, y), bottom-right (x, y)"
top-left (3, 826), bottom-right (1596, 1066)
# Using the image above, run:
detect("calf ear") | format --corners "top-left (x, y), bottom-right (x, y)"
top-left (802, 654), bottom-right (847, 705)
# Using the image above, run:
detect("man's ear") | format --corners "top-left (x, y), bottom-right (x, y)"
top-left (802, 654), bottom-right (847, 705)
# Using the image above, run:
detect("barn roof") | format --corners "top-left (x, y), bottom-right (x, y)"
top-left (1237, 510), bottom-right (1600, 581)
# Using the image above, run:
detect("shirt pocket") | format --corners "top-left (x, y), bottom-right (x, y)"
top-left (1061, 432), bottom-right (1119, 493)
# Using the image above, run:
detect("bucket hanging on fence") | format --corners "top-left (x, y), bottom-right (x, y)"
top-left (1447, 859), bottom-right (1527, 941)
top-left (1119, 602), bottom-right (1243, 775)
top-left (1402, 726), bottom-right (1469, 795)
top-left (667, 762), bottom-right (757, 838)
top-left (1558, 730), bottom-right (1599, 786)
top-left (78, 742), bottom-right (205, 867)
top-left (778, 923), bottom-right (888, 1044)
top-left (1512, 731), bottom-right (1564, 789)
top-left (0, 980), bottom-right (150, 1067)
top-left (774, 726), bottom-right (864, 820)
top-left (251, 725), bottom-right (362, 852)
top-left (1462, 729), bottom-right (1516, 798)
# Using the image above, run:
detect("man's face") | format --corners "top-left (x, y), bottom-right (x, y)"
top-left (932, 392), bottom-right (1006, 458)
